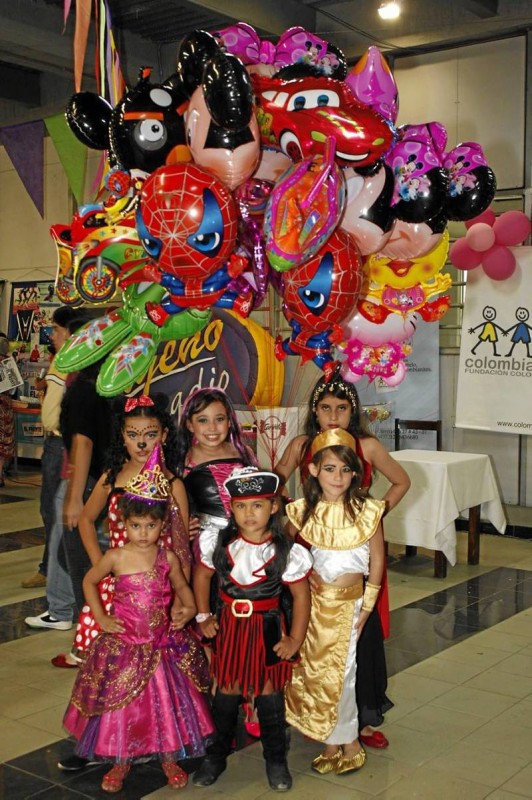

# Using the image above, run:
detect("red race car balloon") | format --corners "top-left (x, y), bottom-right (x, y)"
top-left (252, 73), bottom-right (394, 168)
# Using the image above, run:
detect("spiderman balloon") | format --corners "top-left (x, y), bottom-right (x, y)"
top-left (133, 163), bottom-right (253, 324)
top-left (276, 228), bottom-right (363, 373)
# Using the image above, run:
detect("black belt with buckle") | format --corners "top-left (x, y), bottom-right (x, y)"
top-left (220, 590), bottom-right (280, 618)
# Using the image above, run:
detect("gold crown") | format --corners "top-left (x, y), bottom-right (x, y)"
top-left (124, 444), bottom-right (171, 504)
top-left (310, 427), bottom-right (357, 457)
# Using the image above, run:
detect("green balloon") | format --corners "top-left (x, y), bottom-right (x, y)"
top-left (54, 282), bottom-right (211, 396)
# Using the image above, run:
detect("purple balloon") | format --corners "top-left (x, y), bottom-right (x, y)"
top-left (346, 46), bottom-right (398, 124)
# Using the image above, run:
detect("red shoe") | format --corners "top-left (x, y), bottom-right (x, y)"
top-left (243, 702), bottom-right (261, 738)
top-left (359, 731), bottom-right (389, 749)
top-left (101, 764), bottom-right (130, 792)
top-left (245, 719), bottom-right (261, 737)
top-left (162, 761), bottom-right (188, 789)
top-left (51, 654), bottom-right (79, 669)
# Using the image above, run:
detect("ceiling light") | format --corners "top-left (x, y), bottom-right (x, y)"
top-left (378, 2), bottom-right (401, 20)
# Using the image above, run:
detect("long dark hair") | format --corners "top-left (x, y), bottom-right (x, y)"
top-left (301, 372), bottom-right (373, 464)
top-left (302, 444), bottom-right (364, 526)
top-left (104, 394), bottom-right (179, 487)
top-left (175, 388), bottom-right (255, 473)
top-left (212, 502), bottom-right (291, 582)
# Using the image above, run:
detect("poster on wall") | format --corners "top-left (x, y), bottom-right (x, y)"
top-left (7, 280), bottom-right (60, 402)
top-left (456, 246), bottom-right (532, 435)
top-left (8, 280), bottom-right (59, 358)
top-left (356, 317), bottom-right (440, 450)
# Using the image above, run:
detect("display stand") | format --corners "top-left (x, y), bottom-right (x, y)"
top-left (12, 401), bottom-right (44, 467)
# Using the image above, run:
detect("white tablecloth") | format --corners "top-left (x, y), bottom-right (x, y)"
top-left (372, 451), bottom-right (507, 565)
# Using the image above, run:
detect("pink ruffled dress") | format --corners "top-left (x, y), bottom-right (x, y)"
top-left (64, 549), bottom-right (213, 763)
top-left (73, 487), bottom-right (191, 654)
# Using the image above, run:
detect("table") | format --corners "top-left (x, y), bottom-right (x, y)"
top-left (372, 450), bottom-right (507, 578)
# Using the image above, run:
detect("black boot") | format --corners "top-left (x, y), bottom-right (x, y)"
top-left (256, 692), bottom-right (292, 792)
top-left (193, 691), bottom-right (241, 787)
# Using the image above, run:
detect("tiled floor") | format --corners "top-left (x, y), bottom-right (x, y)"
top-left (1, 471), bottom-right (532, 799)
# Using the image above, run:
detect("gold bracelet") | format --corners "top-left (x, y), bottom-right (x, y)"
top-left (361, 582), bottom-right (381, 612)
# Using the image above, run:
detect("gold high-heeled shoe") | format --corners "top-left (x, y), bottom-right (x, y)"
top-left (311, 749), bottom-right (343, 774)
top-left (335, 747), bottom-right (366, 774)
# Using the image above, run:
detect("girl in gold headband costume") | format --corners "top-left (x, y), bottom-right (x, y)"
top-left (276, 371), bottom-right (409, 749)
top-left (284, 429), bottom-right (385, 774)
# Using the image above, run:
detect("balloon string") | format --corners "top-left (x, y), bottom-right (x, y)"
top-left (300, 135), bottom-right (336, 209)
top-left (217, 315), bottom-right (287, 468)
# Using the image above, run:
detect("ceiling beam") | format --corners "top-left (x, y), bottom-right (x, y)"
top-left (184, 0), bottom-right (316, 36)
top-left (463, 0), bottom-right (499, 17)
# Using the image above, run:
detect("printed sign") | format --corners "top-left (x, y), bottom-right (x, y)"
top-left (0, 356), bottom-right (23, 395)
top-left (137, 310), bottom-right (284, 418)
top-left (456, 246), bottom-right (532, 435)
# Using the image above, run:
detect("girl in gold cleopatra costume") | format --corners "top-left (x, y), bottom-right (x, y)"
top-left (285, 428), bottom-right (385, 775)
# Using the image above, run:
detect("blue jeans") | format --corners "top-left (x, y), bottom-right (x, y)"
top-left (61, 474), bottom-right (108, 619)
top-left (46, 476), bottom-right (108, 622)
top-left (46, 479), bottom-right (75, 622)
top-left (38, 435), bottom-right (65, 576)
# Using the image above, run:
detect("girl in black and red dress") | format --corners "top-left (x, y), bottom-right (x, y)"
top-left (193, 467), bottom-right (311, 792)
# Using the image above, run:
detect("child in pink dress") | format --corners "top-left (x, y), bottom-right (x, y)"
top-left (63, 446), bottom-right (213, 793)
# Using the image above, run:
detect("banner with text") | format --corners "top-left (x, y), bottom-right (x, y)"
top-left (456, 246), bottom-right (532, 435)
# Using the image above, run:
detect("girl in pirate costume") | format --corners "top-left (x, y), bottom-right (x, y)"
top-left (285, 428), bottom-right (385, 775)
top-left (63, 445), bottom-right (213, 793)
top-left (193, 467), bottom-right (312, 792)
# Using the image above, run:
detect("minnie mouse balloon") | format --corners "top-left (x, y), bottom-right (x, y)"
top-left (386, 134), bottom-right (448, 223)
top-left (444, 142), bottom-right (496, 221)
top-left (380, 212), bottom-right (447, 260)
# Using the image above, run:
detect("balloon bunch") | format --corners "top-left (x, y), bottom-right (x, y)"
top-left (54, 40), bottom-right (266, 395)
top-left (217, 30), bottom-right (494, 383)
top-left (52, 23), bottom-right (498, 394)
top-left (450, 209), bottom-right (531, 281)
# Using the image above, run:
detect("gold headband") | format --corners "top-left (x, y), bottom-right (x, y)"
top-left (311, 378), bottom-right (359, 414)
top-left (310, 428), bottom-right (357, 457)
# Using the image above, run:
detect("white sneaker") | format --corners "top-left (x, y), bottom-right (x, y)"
top-left (24, 612), bottom-right (72, 630)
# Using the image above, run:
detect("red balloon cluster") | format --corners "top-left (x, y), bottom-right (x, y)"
top-left (450, 209), bottom-right (531, 281)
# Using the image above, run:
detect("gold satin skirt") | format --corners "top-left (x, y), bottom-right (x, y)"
top-left (285, 578), bottom-right (363, 741)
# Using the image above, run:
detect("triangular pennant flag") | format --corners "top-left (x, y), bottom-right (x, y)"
top-left (0, 121), bottom-right (45, 217)
top-left (45, 113), bottom-right (87, 204)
